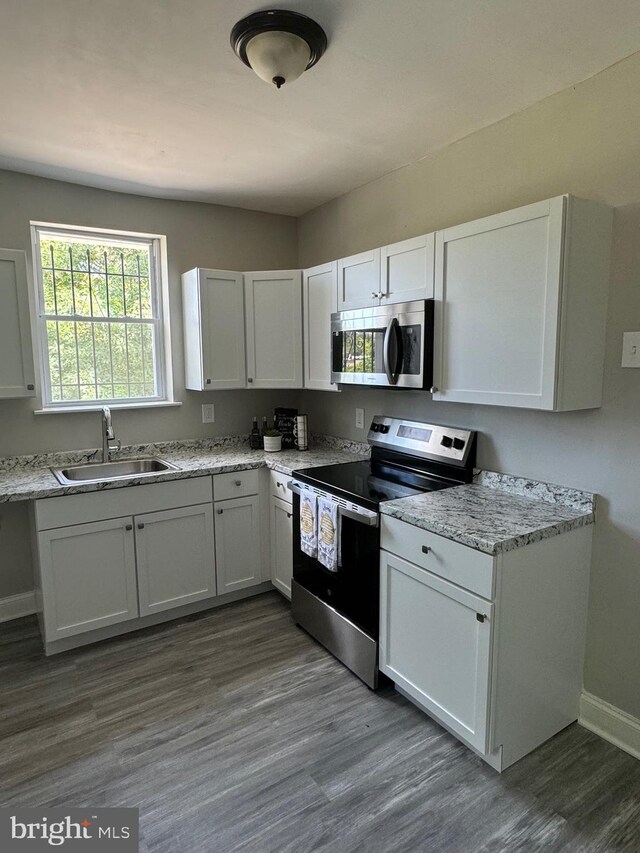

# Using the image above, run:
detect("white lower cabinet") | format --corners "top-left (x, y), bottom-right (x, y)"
top-left (270, 495), bottom-right (293, 599)
top-left (380, 514), bottom-right (593, 771)
top-left (135, 504), bottom-right (216, 616)
top-left (380, 551), bottom-right (492, 753)
top-left (38, 517), bottom-right (138, 640)
top-left (34, 478), bottom-right (218, 650)
top-left (214, 495), bottom-right (262, 594)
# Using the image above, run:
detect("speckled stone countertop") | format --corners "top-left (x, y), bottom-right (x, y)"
top-left (0, 435), bottom-right (369, 503)
top-left (381, 471), bottom-right (596, 555)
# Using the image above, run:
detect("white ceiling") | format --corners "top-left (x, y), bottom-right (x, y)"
top-left (2, 0), bottom-right (640, 216)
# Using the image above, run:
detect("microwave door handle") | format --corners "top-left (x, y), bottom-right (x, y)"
top-left (383, 317), bottom-right (402, 385)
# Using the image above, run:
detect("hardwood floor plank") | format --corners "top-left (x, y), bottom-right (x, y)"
top-left (1, 591), bottom-right (639, 853)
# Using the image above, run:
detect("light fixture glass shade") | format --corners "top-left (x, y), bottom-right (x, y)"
top-left (245, 30), bottom-right (311, 87)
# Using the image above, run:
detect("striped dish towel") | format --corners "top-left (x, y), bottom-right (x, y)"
top-left (299, 491), bottom-right (318, 558)
top-left (317, 498), bottom-right (340, 572)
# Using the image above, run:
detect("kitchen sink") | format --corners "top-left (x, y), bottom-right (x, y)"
top-left (51, 457), bottom-right (179, 486)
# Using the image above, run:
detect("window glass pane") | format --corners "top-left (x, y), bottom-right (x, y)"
top-left (37, 227), bottom-right (162, 406)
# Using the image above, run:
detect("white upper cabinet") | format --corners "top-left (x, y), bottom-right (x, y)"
top-left (432, 195), bottom-right (613, 410)
top-left (0, 248), bottom-right (35, 398)
top-left (337, 235), bottom-right (434, 311)
top-left (182, 268), bottom-right (246, 390)
top-left (380, 233), bottom-right (435, 304)
top-left (244, 270), bottom-right (303, 389)
top-left (337, 248), bottom-right (381, 310)
top-left (303, 260), bottom-right (339, 392)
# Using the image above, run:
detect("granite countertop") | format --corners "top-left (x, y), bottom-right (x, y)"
top-left (0, 435), bottom-right (369, 503)
top-left (381, 471), bottom-right (596, 556)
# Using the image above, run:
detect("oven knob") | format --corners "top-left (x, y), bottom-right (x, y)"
top-left (452, 437), bottom-right (465, 451)
top-left (370, 423), bottom-right (380, 432)
top-left (379, 424), bottom-right (390, 434)
top-left (440, 435), bottom-right (453, 448)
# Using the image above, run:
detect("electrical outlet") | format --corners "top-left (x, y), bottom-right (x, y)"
top-left (201, 403), bottom-right (215, 423)
top-left (355, 408), bottom-right (365, 429)
top-left (622, 331), bottom-right (640, 368)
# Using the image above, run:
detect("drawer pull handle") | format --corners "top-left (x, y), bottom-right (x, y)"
top-left (137, 523), bottom-right (145, 530)
top-left (421, 545), bottom-right (431, 554)
top-left (234, 480), bottom-right (242, 486)
top-left (476, 613), bottom-right (487, 623)
top-left (125, 524), bottom-right (133, 531)
top-left (217, 508), bottom-right (224, 515)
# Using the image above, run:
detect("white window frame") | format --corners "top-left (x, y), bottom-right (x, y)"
top-left (30, 221), bottom-right (176, 413)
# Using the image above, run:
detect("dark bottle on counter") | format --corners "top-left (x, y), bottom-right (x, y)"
top-left (249, 417), bottom-right (261, 450)
top-left (261, 416), bottom-right (269, 444)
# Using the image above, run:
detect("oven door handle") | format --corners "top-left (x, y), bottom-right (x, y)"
top-left (383, 317), bottom-right (402, 385)
top-left (287, 481), bottom-right (379, 527)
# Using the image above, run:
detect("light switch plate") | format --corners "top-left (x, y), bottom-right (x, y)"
top-left (202, 403), bottom-right (215, 423)
top-left (355, 408), bottom-right (365, 429)
top-left (622, 332), bottom-right (640, 368)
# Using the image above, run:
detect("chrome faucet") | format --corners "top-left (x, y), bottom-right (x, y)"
top-left (101, 407), bottom-right (121, 463)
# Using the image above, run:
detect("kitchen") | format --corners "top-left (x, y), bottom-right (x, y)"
top-left (1, 2), bottom-right (640, 851)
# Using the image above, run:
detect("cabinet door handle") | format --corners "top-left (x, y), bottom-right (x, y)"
top-left (430, 386), bottom-right (439, 394)
top-left (125, 524), bottom-right (133, 531)
top-left (247, 377), bottom-right (253, 383)
top-left (476, 613), bottom-right (487, 623)
top-left (217, 508), bottom-right (224, 515)
top-left (234, 480), bottom-right (242, 486)
top-left (370, 291), bottom-right (378, 299)
top-left (27, 383), bottom-right (35, 390)
top-left (137, 523), bottom-right (145, 530)
top-left (421, 545), bottom-right (431, 554)
top-left (287, 512), bottom-right (292, 519)
top-left (205, 378), bottom-right (211, 385)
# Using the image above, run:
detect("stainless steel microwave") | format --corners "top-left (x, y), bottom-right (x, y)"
top-left (330, 300), bottom-right (434, 389)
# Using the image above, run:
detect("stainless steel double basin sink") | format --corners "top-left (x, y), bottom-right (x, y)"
top-left (51, 457), bottom-right (179, 486)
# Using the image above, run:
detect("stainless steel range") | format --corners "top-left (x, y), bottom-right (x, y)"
top-left (288, 415), bottom-right (477, 688)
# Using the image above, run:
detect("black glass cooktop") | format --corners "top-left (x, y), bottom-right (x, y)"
top-left (292, 459), bottom-right (451, 510)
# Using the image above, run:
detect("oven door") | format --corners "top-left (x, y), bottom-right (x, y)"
top-left (290, 489), bottom-right (380, 639)
top-left (331, 300), bottom-right (432, 388)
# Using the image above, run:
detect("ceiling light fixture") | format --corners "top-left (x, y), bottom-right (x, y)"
top-left (230, 9), bottom-right (327, 89)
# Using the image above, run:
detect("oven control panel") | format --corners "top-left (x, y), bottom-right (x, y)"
top-left (368, 416), bottom-right (475, 465)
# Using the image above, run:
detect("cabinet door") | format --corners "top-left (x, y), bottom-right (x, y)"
top-left (433, 197), bottom-right (564, 409)
top-left (0, 248), bottom-right (35, 398)
top-left (38, 518), bottom-right (138, 640)
top-left (380, 551), bottom-right (493, 753)
top-left (303, 261), bottom-right (339, 391)
top-left (215, 495), bottom-right (262, 594)
top-left (135, 503), bottom-right (216, 616)
top-left (270, 495), bottom-right (293, 599)
top-left (337, 249), bottom-right (381, 310)
top-left (244, 270), bottom-right (303, 388)
top-left (182, 268), bottom-right (245, 390)
top-left (381, 234), bottom-right (435, 304)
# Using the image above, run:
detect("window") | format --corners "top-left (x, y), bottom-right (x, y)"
top-left (32, 223), bottom-right (173, 410)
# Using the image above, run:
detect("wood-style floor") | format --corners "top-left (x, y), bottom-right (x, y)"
top-left (1, 592), bottom-right (639, 852)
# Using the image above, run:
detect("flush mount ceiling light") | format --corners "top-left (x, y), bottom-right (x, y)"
top-left (231, 9), bottom-right (327, 89)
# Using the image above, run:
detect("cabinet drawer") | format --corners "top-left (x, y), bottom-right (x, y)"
top-left (270, 469), bottom-right (292, 502)
top-left (36, 477), bottom-right (213, 530)
top-left (380, 515), bottom-right (495, 600)
top-left (214, 469), bottom-right (259, 501)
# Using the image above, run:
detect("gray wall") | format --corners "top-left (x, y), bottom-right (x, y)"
top-left (297, 52), bottom-right (640, 719)
top-left (0, 170), bottom-right (299, 597)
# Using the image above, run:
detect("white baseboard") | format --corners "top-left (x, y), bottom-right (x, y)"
top-left (579, 690), bottom-right (640, 761)
top-left (0, 591), bottom-right (37, 623)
